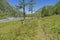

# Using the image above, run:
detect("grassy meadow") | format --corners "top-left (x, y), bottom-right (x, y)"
top-left (0, 0), bottom-right (60, 40)
top-left (0, 15), bottom-right (60, 40)
top-left (40, 15), bottom-right (60, 40)
top-left (0, 19), bottom-right (41, 40)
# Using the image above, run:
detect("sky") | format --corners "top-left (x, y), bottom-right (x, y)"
top-left (6, 0), bottom-right (60, 14)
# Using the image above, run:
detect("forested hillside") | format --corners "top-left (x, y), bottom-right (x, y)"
top-left (0, 0), bottom-right (22, 19)
top-left (34, 2), bottom-right (60, 17)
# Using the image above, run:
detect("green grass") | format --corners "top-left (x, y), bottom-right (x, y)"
top-left (40, 15), bottom-right (60, 40)
top-left (0, 16), bottom-right (6, 19)
top-left (0, 19), bottom-right (41, 40)
top-left (0, 21), bottom-right (21, 40)
top-left (0, 15), bottom-right (60, 40)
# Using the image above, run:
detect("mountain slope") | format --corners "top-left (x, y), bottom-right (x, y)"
top-left (34, 2), bottom-right (60, 17)
top-left (0, 0), bottom-right (22, 19)
top-left (39, 15), bottom-right (60, 40)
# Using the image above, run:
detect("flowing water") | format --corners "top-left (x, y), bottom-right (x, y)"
top-left (0, 17), bottom-right (24, 22)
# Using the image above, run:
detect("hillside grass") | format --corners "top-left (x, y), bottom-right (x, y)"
top-left (0, 13), bottom-right (7, 19)
top-left (0, 15), bottom-right (60, 40)
top-left (0, 21), bottom-right (21, 40)
top-left (0, 19), bottom-right (41, 40)
top-left (40, 15), bottom-right (60, 40)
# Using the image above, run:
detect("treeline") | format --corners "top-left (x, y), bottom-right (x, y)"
top-left (35, 2), bottom-right (60, 17)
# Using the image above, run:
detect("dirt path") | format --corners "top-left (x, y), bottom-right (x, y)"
top-left (21, 19), bottom-right (47, 40)
top-left (38, 21), bottom-right (47, 40)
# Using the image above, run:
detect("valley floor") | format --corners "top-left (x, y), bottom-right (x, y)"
top-left (0, 15), bottom-right (60, 40)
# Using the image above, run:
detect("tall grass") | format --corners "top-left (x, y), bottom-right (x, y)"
top-left (0, 19), bottom-right (41, 40)
top-left (0, 15), bottom-right (60, 40)
top-left (40, 15), bottom-right (60, 40)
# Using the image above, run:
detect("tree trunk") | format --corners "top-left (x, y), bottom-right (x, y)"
top-left (23, 0), bottom-right (25, 20)
top-left (23, 7), bottom-right (25, 20)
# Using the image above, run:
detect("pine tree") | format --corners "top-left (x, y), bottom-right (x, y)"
top-left (17, 0), bottom-right (28, 20)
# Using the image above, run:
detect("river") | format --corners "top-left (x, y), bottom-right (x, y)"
top-left (0, 17), bottom-right (24, 22)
